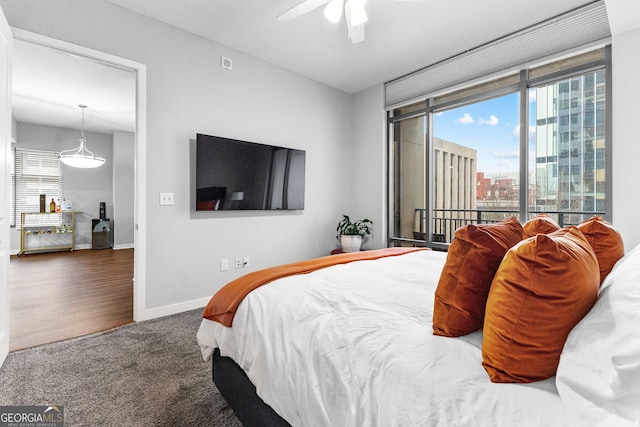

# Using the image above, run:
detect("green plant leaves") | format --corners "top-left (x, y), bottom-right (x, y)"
top-left (336, 214), bottom-right (373, 237)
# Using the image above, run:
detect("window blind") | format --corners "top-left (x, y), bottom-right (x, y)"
top-left (384, 0), bottom-right (610, 109)
top-left (13, 148), bottom-right (63, 228)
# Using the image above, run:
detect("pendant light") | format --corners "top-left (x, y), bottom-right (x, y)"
top-left (59, 104), bottom-right (105, 168)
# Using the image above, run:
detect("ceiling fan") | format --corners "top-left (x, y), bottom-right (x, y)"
top-left (277, 0), bottom-right (425, 44)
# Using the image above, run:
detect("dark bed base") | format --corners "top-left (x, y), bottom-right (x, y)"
top-left (212, 348), bottom-right (291, 427)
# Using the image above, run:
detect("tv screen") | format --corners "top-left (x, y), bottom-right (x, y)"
top-left (195, 133), bottom-right (305, 211)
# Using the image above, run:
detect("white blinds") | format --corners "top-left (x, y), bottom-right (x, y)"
top-left (13, 149), bottom-right (63, 227)
top-left (385, 1), bottom-right (611, 109)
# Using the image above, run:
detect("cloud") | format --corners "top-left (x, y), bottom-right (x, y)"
top-left (497, 160), bottom-right (513, 168)
top-left (513, 124), bottom-right (536, 139)
top-left (457, 113), bottom-right (474, 124)
top-left (479, 115), bottom-right (499, 126)
top-left (493, 151), bottom-right (520, 159)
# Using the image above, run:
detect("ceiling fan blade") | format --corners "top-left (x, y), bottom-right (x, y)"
top-left (277, 0), bottom-right (331, 22)
top-left (347, 24), bottom-right (365, 43)
top-left (344, 4), bottom-right (365, 43)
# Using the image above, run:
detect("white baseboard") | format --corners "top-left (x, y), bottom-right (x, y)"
top-left (113, 244), bottom-right (134, 250)
top-left (135, 296), bottom-right (211, 322)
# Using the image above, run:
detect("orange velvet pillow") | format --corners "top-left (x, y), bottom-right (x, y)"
top-left (482, 227), bottom-right (599, 383)
top-left (522, 213), bottom-right (560, 238)
top-left (432, 217), bottom-right (523, 337)
top-left (577, 215), bottom-right (624, 285)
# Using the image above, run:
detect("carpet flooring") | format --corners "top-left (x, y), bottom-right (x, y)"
top-left (0, 309), bottom-right (243, 426)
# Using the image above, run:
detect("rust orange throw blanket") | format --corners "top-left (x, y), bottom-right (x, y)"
top-left (203, 247), bottom-right (425, 327)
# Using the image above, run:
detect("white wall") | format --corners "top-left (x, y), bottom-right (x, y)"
top-left (10, 122), bottom-right (113, 252)
top-left (10, 114), bottom-right (15, 141)
top-left (605, 0), bottom-right (640, 251)
top-left (0, 0), bottom-right (353, 314)
top-left (349, 85), bottom-right (387, 250)
top-left (610, 27), bottom-right (640, 251)
top-left (112, 130), bottom-right (134, 249)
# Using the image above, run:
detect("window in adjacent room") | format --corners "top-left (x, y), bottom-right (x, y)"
top-left (388, 47), bottom-right (610, 248)
top-left (12, 148), bottom-right (63, 228)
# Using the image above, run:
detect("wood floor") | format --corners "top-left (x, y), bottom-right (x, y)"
top-left (9, 248), bottom-right (134, 351)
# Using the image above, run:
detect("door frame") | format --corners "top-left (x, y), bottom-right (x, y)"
top-left (0, 7), bottom-right (12, 367)
top-left (10, 28), bottom-right (147, 323)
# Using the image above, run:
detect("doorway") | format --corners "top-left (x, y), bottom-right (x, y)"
top-left (9, 249), bottom-right (134, 350)
top-left (8, 29), bottom-right (146, 349)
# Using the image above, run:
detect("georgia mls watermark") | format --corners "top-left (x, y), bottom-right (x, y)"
top-left (0, 406), bottom-right (64, 427)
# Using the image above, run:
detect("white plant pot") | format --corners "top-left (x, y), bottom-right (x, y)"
top-left (340, 235), bottom-right (362, 253)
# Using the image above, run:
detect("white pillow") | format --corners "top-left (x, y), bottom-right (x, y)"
top-left (556, 243), bottom-right (640, 426)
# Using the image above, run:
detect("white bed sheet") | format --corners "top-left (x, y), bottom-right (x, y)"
top-left (197, 250), bottom-right (578, 427)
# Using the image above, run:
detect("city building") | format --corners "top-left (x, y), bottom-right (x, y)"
top-left (476, 172), bottom-right (518, 202)
top-left (533, 70), bottom-right (606, 222)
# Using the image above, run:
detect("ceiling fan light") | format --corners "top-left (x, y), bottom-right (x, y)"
top-left (324, 0), bottom-right (343, 23)
top-left (348, 5), bottom-right (368, 26)
top-left (349, 0), bottom-right (366, 8)
top-left (347, 23), bottom-right (365, 43)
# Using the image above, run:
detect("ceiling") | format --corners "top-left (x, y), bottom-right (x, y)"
top-left (12, 0), bottom-right (602, 136)
top-left (12, 38), bottom-right (136, 136)
top-left (103, 0), bottom-right (597, 94)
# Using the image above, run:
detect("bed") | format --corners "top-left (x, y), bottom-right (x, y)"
top-left (197, 218), bottom-right (640, 427)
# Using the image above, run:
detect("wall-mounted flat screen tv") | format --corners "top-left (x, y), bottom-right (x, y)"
top-left (195, 133), bottom-right (305, 211)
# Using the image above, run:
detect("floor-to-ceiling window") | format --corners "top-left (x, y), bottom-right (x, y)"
top-left (530, 69), bottom-right (607, 226)
top-left (430, 92), bottom-right (520, 243)
top-left (391, 103), bottom-right (426, 243)
top-left (389, 47), bottom-right (610, 248)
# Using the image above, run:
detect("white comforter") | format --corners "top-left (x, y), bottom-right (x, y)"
top-left (197, 250), bottom-right (577, 427)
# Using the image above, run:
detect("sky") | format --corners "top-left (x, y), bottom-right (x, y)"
top-left (432, 92), bottom-right (537, 180)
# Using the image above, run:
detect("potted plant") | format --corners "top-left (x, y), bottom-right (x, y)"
top-left (336, 214), bottom-right (373, 252)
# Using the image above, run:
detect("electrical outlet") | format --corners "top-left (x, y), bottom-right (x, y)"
top-left (220, 259), bottom-right (228, 271)
top-left (243, 257), bottom-right (250, 268)
top-left (159, 192), bottom-right (174, 206)
top-left (235, 258), bottom-right (243, 269)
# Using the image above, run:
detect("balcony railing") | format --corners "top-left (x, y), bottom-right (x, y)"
top-left (412, 208), bottom-right (605, 244)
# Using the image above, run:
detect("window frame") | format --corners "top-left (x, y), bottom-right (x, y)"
top-left (387, 46), bottom-right (612, 249)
